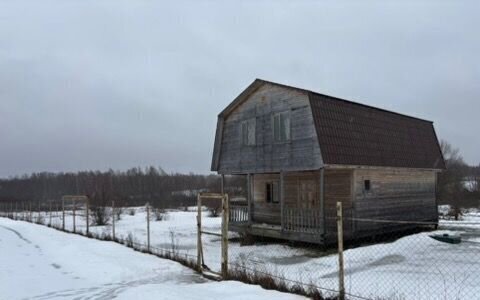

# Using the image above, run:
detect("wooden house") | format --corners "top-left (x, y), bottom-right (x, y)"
top-left (211, 79), bottom-right (445, 245)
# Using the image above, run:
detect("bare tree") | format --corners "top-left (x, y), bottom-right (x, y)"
top-left (437, 140), bottom-right (468, 220)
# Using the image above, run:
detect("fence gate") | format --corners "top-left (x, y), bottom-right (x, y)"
top-left (196, 192), bottom-right (229, 279)
top-left (61, 195), bottom-right (89, 234)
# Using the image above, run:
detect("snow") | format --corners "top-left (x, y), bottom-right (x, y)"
top-left (0, 217), bottom-right (304, 300)
top-left (13, 207), bottom-right (480, 300)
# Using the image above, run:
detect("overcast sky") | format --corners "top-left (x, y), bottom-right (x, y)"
top-left (0, 0), bottom-right (479, 177)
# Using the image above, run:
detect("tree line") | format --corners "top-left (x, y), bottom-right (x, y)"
top-left (0, 140), bottom-right (478, 213)
top-left (0, 167), bottom-right (246, 209)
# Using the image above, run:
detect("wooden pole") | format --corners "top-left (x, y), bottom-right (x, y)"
top-left (197, 193), bottom-right (202, 273)
top-left (146, 203), bottom-right (151, 252)
top-left (221, 194), bottom-right (229, 279)
top-left (29, 202), bottom-right (32, 222)
top-left (49, 201), bottom-right (52, 226)
top-left (15, 202), bottom-right (18, 220)
top-left (247, 174), bottom-right (252, 225)
top-left (221, 174), bottom-right (225, 195)
top-left (56, 202), bottom-right (60, 228)
top-left (337, 201), bottom-right (345, 300)
top-left (62, 198), bottom-right (65, 230)
top-left (280, 172), bottom-right (285, 231)
top-left (85, 197), bottom-right (89, 235)
top-left (320, 168), bottom-right (325, 238)
top-left (112, 200), bottom-right (116, 240)
top-left (73, 199), bottom-right (76, 233)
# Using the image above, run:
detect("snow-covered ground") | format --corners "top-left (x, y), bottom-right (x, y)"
top-left (0, 217), bottom-right (304, 300)
top-left (13, 207), bottom-right (480, 300)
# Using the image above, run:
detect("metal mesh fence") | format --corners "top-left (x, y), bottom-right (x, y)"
top-left (1, 199), bottom-right (479, 300)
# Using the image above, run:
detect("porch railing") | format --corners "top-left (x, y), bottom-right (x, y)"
top-left (282, 206), bottom-right (323, 234)
top-left (229, 205), bottom-right (249, 223)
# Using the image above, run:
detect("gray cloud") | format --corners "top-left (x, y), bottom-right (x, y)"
top-left (0, 0), bottom-right (479, 177)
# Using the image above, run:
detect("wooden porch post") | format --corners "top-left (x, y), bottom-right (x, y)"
top-left (221, 174), bottom-right (225, 195)
top-left (319, 168), bottom-right (325, 237)
top-left (280, 171), bottom-right (285, 231)
top-left (247, 174), bottom-right (252, 225)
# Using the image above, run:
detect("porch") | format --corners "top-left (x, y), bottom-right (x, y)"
top-left (229, 204), bottom-right (325, 244)
top-left (223, 169), bottom-right (355, 244)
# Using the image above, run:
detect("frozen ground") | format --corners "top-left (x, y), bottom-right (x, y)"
top-left (16, 207), bottom-right (480, 300)
top-left (0, 217), bottom-right (304, 300)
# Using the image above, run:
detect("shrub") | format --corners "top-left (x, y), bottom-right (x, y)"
top-left (154, 208), bottom-right (167, 221)
top-left (208, 207), bottom-right (220, 218)
top-left (114, 207), bottom-right (123, 221)
top-left (90, 206), bottom-right (111, 226)
top-left (35, 213), bottom-right (45, 225)
top-left (128, 208), bottom-right (136, 216)
top-left (125, 232), bottom-right (134, 248)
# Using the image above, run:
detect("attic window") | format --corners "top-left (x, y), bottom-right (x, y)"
top-left (364, 180), bottom-right (371, 191)
top-left (241, 118), bottom-right (256, 146)
top-left (273, 111), bottom-right (290, 142)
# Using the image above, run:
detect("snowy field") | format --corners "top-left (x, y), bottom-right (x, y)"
top-left (10, 207), bottom-right (480, 300)
top-left (0, 217), bottom-right (304, 300)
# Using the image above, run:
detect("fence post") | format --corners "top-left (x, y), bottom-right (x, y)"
top-left (49, 201), bottom-right (52, 226)
top-left (29, 202), bottom-right (32, 222)
top-left (112, 200), bottom-right (116, 240)
top-left (146, 203), bottom-right (150, 252)
top-left (62, 198), bottom-right (65, 230)
top-left (15, 202), bottom-right (18, 220)
top-left (85, 197), bottom-right (89, 236)
top-left (337, 201), bottom-right (345, 300)
top-left (73, 199), bottom-right (76, 233)
top-left (197, 193), bottom-right (202, 273)
top-left (221, 194), bottom-right (229, 279)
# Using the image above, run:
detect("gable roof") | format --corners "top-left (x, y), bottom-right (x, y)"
top-left (212, 79), bottom-right (445, 171)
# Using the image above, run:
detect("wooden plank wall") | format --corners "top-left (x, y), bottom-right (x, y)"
top-left (323, 169), bottom-right (353, 239)
top-left (353, 168), bottom-right (437, 234)
top-left (252, 171), bottom-right (321, 225)
top-left (217, 83), bottom-right (322, 174)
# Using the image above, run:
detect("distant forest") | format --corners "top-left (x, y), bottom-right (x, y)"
top-left (0, 167), bottom-right (245, 209)
top-left (0, 141), bottom-right (478, 210)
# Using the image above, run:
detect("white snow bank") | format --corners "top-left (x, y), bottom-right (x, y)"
top-left (0, 218), bottom-right (303, 300)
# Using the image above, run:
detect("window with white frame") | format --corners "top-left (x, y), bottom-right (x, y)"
top-left (241, 118), bottom-right (256, 146)
top-left (273, 111), bottom-right (290, 142)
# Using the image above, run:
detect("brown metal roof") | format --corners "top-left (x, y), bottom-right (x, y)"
top-left (309, 92), bottom-right (446, 169)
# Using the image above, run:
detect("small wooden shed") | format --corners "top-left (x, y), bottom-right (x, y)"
top-left (211, 79), bottom-right (445, 245)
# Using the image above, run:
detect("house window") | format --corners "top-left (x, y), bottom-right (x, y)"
top-left (266, 182), bottom-right (279, 203)
top-left (241, 118), bottom-right (255, 146)
top-left (273, 111), bottom-right (290, 142)
top-left (364, 180), bottom-right (371, 191)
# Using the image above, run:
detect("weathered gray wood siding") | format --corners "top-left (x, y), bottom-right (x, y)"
top-left (323, 169), bottom-right (354, 241)
top-left (217, 83), bottom-right (322, 174)
top-left (353, 168), bottom-right (437, 234)
top-left (253, 173), bottom-right (281, 224)
top-left (252, 171), bottom-right (321, 225)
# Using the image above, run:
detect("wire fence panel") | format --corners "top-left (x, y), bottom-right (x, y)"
top-left (2, 199), bottom-right (480, 300)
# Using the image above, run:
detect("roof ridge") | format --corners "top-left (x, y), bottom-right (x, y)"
top-left (256, 78), bottom-right (433, 123)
